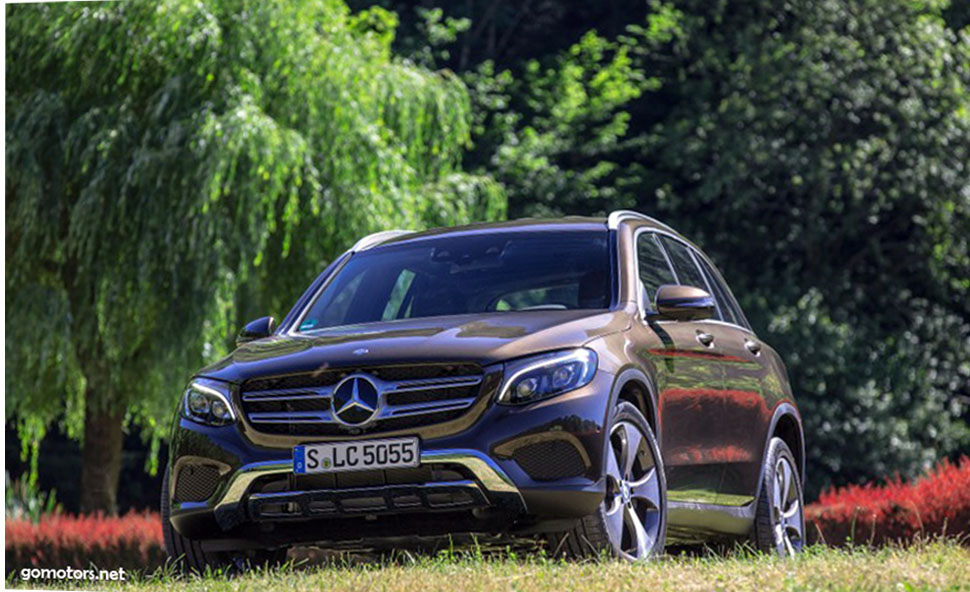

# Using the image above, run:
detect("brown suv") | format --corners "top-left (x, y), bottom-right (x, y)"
top-left (163, 210), bottom-right (805, 569)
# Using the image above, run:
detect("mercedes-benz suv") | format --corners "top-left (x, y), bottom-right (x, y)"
top-left (163, 211), bottom-right (806, 569)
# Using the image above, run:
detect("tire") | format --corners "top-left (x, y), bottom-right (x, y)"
top-left (546, 401), bottom-right (667, 560)
top-left (161, 467), bottom-right (286, 574)
top-left (751, 437), bottom-right (805, 556)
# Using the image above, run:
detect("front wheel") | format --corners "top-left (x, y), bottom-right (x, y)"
top-left (751, 437), bottom-right (805, 556)
top-left (546, 401), bottom-right (667, 560)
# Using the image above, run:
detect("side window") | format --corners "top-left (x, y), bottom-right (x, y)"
top-left (659, 236), bottom-right (708, 291)
top-left (636, 233), bottom-right (676, 308)
top-left (659, 236), bottom-right (725, 321)
top-left (696, 257), bottom-right (747, 328)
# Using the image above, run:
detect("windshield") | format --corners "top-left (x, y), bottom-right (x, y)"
top-left (298, 230), bottom-right (612, 331)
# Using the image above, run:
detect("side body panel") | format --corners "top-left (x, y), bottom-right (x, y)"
top-left (693, 320), bottom-right (772, 506)
top-left (635, 319), bottom-right (728, 505)
top-left (716, 338), bottom-right (794, 504)
top-left (615, 219), bottom-right (801, 536)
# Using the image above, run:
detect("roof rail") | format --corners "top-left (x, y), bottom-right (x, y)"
top-left (606, 210), bottom-right (676, 233)
top-left (350, 229), bottom-right (414, 252)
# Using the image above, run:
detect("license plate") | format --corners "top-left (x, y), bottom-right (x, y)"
top-left (293, 437), bottom-right (420, 474)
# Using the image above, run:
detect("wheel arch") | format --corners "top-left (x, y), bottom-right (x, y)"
top-left (762, 403), bottom-right (806, 491)
top-left (607, 367), bottom-right (660, 443)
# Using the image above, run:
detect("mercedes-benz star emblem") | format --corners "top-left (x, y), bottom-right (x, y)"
top-left (331, 375), bottom-right (380, 426)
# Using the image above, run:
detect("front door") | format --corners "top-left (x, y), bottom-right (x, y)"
top-left (634, 232), bottom-right (727, 505)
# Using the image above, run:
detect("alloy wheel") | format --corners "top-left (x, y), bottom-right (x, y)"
top-left (771, 455), bottom-right (804, 556)
top-left (603, 420), bottom-right (662, 560)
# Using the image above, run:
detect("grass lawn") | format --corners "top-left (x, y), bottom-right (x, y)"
top-left (9, 541), bottom-right (969, 592)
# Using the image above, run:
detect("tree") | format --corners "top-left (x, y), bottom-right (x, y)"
top-left (5, 0), bottom-right (503, 513)
top-left (636, 0), bottom-right (970, 495)
top-left (394, 0), bottom-right (970, 494)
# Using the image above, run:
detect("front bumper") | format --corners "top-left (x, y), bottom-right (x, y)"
top-left (168, 368), bottom-right (614, 542)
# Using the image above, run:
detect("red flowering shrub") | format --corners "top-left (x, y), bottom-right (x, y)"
top-left (5, 511), bottom-right (165, 575)
top-left (806, 456), bottom-right (970, 546)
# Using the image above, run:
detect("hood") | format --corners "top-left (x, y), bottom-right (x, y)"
top-left (197, 310), bottom-right (629, 383)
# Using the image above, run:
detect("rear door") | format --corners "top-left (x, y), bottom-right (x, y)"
top-left (693, 255), bottom-right (775, 507)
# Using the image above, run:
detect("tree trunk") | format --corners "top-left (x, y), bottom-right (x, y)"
top-left (79, 403), bottom-right (125, 515)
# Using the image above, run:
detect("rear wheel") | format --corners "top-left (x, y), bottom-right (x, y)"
top-left (546, 401), bottom-right (667, 560)
top-left (751, 437), bottom-right (804, 556)
top-left (161, 467), bottom-right (286, 574)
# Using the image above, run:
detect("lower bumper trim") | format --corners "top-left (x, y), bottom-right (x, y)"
top-left (205, 448), bottom-right (526, 531)
top-left (248, 480), bottom-right (488, 520)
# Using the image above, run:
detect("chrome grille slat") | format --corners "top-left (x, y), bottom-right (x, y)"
top-left (388, 376), bottom-right (482, 393)
top-left (248, 411), bottom-right (334, 423)
top-left (239, 365), bottom-right (484, 434)
top-left (381, 397), bottom-right (477, 418)
top-left (242, 387), bottom-right (334, 401)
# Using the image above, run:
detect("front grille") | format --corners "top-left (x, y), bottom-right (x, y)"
top-left (512, 440), bottom-right (588, 481)
top-left (240, 363), bottom-right (484, 436)
top-left (173, 464), bottom-right (222, 503)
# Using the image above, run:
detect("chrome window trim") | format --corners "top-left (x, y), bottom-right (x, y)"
top-left (693, 317), bottom-right (757, 337)
top-left (350, 229), bottom-right (414, 252)
top-left (646, 315), bottom-right (757, 338)
top-left (607, 209), bottom-right (677, 233)
top-left (630, 225), bottom-right (754, 335)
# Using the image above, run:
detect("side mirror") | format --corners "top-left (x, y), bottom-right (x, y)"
top-left (654, 285), bottom-right (715, 322)
top-left (236, 316), bottom-right (276, 346)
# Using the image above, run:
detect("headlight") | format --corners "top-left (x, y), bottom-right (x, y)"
top-left (182, 379), bottom-right (235, 426)
top-left (497, 348), bottom-right (598, 404)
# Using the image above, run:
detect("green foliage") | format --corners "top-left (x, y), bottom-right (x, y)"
top-left (463, 15), bottom-right (678, 217)
top-left (429, 0), bottom-right (970, 493)
top-left (5, 0), bottom-right (504, 470)
top-left (638, 0), bottom-right (970, 495)
top-left (5, 472), bottom-right (61, 523)
top-left (6, 0), bottom-right (969, 504)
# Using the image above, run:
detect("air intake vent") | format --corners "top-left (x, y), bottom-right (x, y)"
top-left (173, 464), bottom-right (222, 503)
top-left (512, 440), bottom-right (587, 481)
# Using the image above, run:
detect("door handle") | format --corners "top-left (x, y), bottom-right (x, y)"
top-left (745, 339), bottom-right (762, 355)
top-left (696, 332), bottom-right (715, 347)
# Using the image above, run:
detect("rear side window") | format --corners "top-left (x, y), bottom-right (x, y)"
top-left (696, 257), bottom-right (747, 328)
top-left (636, 233), bottom-right (676, 308)
top-left (659, 236), bottom-right (709, 292)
